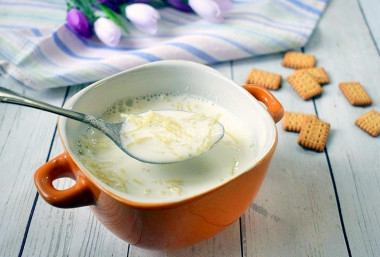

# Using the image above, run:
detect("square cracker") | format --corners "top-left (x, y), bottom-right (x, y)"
top-left (296, 67), bottom-right (329, 84)
top-left (287, 71), bottom-right (323, 100)
top-left (283, 112), bottom-right (318, 132)
top-left (298, 117), bottom-right (330, 152)
top-left (355, 110), bottom-right (380, 136)
top-left (282, 52), bottom-right (316, 69)
top-left (339, 82), bottom-right (372, 106)
top-left (246, 69), bottom-right (282, 90)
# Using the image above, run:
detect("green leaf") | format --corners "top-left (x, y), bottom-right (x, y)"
top-left (77, 0), bottom-right (97, 22)
top-left (99, 4), bottom-right (129, 34)
top-left (148, 0), bottom-right (170, 8)
top-left (66, 0), bottom-right (74, 12)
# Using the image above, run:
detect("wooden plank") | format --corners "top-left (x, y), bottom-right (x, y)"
top-left (304, 0), bottom-right (380, 256)
top-left (23, 63), bottom-right (242, 256)
top-left (358, 0), bottom-right (380, 52)
top-left (232, 53), bottom-right (349, 256)
top-left (22, 85), bottom-right (130, 257)
top-left (0, 80), bottom-right (67, 257)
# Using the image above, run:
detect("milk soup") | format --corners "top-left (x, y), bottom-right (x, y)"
top-left (76, 93), bottom-right (258, 203)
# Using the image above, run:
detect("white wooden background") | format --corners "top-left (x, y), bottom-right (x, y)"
top-left (1, 0), bottom-right (379, 256)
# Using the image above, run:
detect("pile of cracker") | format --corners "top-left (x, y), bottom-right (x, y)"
top-left (246, 51), bottom-right (379, 152)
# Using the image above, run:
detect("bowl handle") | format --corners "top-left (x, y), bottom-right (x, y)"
top-left (34, 152), bottom-right (96, 208)
top-left (243, 84), bottom-right (284, 123)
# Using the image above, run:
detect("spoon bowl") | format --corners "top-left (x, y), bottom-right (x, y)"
top-left (0, 87), bottom-right (224, 164)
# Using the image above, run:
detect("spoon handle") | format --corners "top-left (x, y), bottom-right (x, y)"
top-left (0, 87), bottom-right (87, 122)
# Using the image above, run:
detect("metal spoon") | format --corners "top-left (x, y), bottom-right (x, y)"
top-left (0, 87), bottom-right (224, 164)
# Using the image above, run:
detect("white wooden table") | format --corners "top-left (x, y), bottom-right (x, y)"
top-left (1, 0), bottom-right (379, 256)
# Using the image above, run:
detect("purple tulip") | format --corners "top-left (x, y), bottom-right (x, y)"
top-left (188, 0), bottom-right (232, 22)
top-left (94, 17), bottom-right (121, 47)
top-left (66, 9), bottom-right (92, 38)
top-left (125, 3), bottom-right (160, 35)
top-left (165, 0), bottom-right (193, 12)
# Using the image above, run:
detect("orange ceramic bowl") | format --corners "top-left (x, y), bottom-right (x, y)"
top-left (34, 60), bottom-right (283, 249)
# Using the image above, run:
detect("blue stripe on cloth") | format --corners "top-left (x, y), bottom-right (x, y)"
top-left (225, 12), bottom-right (314, 30)
top-left (285, 0), bottom-right (322, 15)
top-left (243, 29), bottom-right (291, 49)
top-left (6, 27), bottom-right (120, 83)
top-left (2, 13), bottom-right (63, 22)
top-left (166, 42), bottom-right (219, 63)
top-left (231, 0), bottom-right (255, 3)
top-left (225, 16), bottom-right (309, 39)
top-left (184, 24), bottom-right (292, 50)
top-left (53, 24), bottom-right (121, 74)
top-left (99, 63), bottom-right (123, 74)
top-left (202, 34), bottom-right (257, 55)
top-left (8, 41), bottom-right (81, 85)
top-left (0, 25), bottom-right (40, 29)
top-left (31, 28), bottom-right (42, 37)
top-left (52, 32), bottom-right (103, 61)
top-left (0, 1), bottom-right (65, 9)
top-left (0, 65), bottom-right (35, 90)
top-left (79, 38), bottom-right (138, 51)
top-left (273, 0), bottom-right (317, 21)
top-left (33, 47), bottom-right (77, 84)
top-left (127, 52), bottom-right (162, 62)
top-left (53, 74), bottom-right (76, 84)
top-left (36, 42), bottom-right (121, 83)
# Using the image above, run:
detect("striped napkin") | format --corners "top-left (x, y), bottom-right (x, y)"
top-left (0, 0), bottom-right (327, 90)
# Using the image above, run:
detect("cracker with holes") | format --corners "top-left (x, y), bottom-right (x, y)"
top-left (355, 110), bottom-right (380, 136)
top-left (282, 52), bottom-right (316, 69)
top-left (339, 82), bottom-right (372, 106)
top-left (296, 67), bottom-right (329, 84)
top-left (287, 71), bottom-right (323, 100)
top-left (298, 117), bottom-right (330, 152)
top-left (283, 112), bottom-right (318, 132)
top-left (246, 69), bottom-right (282, 90)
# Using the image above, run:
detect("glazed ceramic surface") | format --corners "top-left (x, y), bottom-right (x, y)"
top-left (34, 60), bottom-right (283, 249)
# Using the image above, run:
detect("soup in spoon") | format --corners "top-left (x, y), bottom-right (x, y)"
top-left (120, 110), bottom-right (224, 164)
